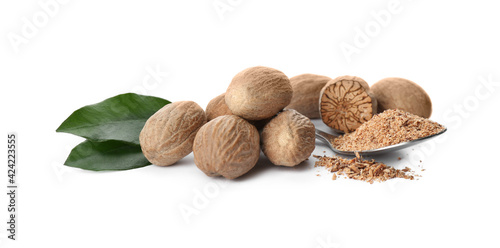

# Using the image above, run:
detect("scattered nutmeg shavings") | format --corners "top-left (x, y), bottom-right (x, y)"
top-left (313, 153), bottom-right (418, 184)
top-left (333, 109), bottom-right (445, 151)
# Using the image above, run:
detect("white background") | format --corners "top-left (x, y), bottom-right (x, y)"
top-left (1, 0), bottom-right (500, 247)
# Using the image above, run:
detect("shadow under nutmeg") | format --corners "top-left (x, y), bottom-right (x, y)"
top-left (234, 153), bottom-right (312, 181)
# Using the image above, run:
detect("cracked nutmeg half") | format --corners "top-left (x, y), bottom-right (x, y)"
top-left (319, 75), bottom-right (377, 133)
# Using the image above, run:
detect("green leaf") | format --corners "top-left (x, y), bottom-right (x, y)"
top-left (56, 93), bottom-right (170, 145)
top-left (64, 140), bottom-right (150, 171)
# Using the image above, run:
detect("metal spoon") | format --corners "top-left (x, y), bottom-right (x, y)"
top-left (315, 127), bottom-right (447, 156)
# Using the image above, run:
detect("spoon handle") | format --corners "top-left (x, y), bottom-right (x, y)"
top-left (315, 129), bottom-right (340, 149)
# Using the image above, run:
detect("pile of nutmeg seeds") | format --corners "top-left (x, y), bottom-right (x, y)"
top-left (140, 66), bottom-right (316, 179)
top-left (139, 66), bottom-right (445, 182)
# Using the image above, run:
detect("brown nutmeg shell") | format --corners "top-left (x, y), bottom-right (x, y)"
top-left (371, 77), bottom-right (432, 118)
top-left (140, 101), bottom-right (207, 166)
top-left (287, 73), bottom-right (331, 119)
top-left (193, 115), bottom-right (260, 179)
top-left (206, 93), bottom-right (233, 121)
top-left (261, 109), bottom-right (315, 167)
top-left (226, 66), bottom-right (292, 120)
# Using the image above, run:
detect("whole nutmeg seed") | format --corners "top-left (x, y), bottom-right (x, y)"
top-left (225, 66), bottom-right (293, 120)
top-left (193, 115), bottom-right (260, 179)
top-left (287, 73), bottom-right (331, 119)
top-left (371, 77), bottom-right (432, 118)
top-left (205, 93), bottom-right (233, 121)
top-left (140, 101), bottom-right (206, 166)
top-left (319, 75), bottom-right (377, 133)
top-left (261, 109), bottom-right (315, 167)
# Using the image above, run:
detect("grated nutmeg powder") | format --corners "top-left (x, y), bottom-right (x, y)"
top-left (333, 109), bottom-right (445, 151)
